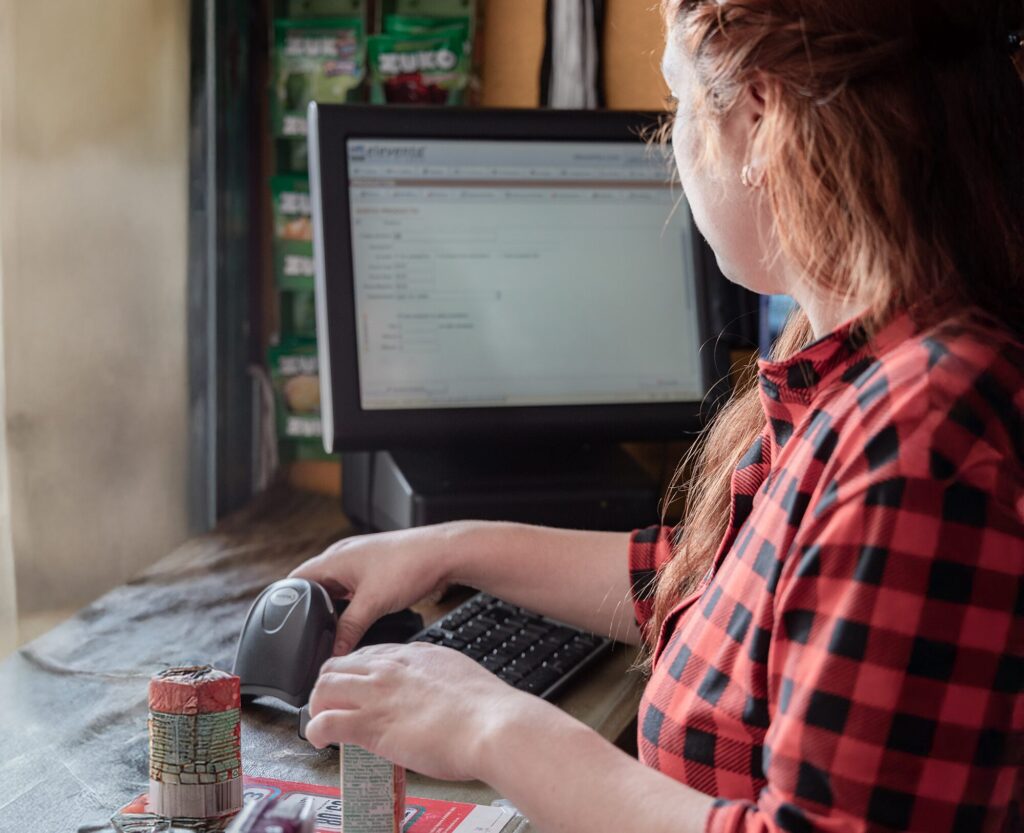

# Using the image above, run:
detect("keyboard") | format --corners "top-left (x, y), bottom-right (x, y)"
top-left (409, 592), bottom-right (612, 700)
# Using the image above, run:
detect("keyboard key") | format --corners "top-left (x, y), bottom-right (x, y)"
top-left (544, 659), bottom-right (567, 675)
top-left (457, 624), bottom-right (488, 640)
top-left (440, 637), bottom-right (467, 650)
top-left (551, 626), bottom-right (577, 644)
top-left (481, 655), bottom-right (506, 672)
top-left (490, 603), bottom-right (517, 620)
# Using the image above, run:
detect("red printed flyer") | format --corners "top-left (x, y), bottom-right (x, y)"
top-left (115, 775), bottom-right (525, 833)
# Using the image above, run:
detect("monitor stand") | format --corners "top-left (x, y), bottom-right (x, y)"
top-left (341, 444), bottom-right (661, 532)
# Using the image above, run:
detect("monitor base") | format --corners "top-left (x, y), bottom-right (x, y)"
top-left (341, 444), bottom-right (661, 532)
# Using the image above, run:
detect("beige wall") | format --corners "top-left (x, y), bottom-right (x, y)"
top-left (0, 0), bottom-right (191, 628)
top-left (0, 3), bottom-right (15, 655)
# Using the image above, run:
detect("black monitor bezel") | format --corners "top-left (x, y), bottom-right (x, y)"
top-left (309, 103), bottom-right (727, 453)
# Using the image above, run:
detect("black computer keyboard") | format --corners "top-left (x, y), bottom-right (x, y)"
top-left (409, 592), bottom-right (612, 700)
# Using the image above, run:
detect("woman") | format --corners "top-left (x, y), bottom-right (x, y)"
top-left (293, 2), bottom-right (1024, 830)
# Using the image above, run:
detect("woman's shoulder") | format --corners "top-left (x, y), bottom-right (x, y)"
top-left (856, 310), bottom-right (1021, 437)
top-left (825, 310), bottom-right (1022, 495)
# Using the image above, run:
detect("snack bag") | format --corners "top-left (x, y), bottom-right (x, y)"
top-left (269, 342), bottom-right (332, 462)
top-left (272, 17), bottom-right (365, 137)
top-left (280, 289), bottom-right (318, 341)
top-left (367, 24), bottom-right (470, 105)
top-left (383, 0), bottom-right (474, 21)
top-left (286, 0), bottom-right (365, 16)
top-left (271, 175), bottom-right (315, 290)
top-left (382, 14), bottom-right (469, 35)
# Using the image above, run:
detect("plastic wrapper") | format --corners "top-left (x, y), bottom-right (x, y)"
top-left (272, 17), bottom-right (365, 138)
top-left (368, 20), bottom-right (470, 105)
top-left (269, 342), bottom-right (332, 462)
top-left (148, 667), bottom-right (243, 822)
top-left (271, 175), bottom-right (314, 291)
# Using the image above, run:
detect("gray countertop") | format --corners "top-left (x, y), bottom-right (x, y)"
top-left (0, 487), bottom-right (644, 833)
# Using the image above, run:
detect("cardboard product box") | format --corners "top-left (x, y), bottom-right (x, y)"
top-left (272, 174), bottom-right (315, 291)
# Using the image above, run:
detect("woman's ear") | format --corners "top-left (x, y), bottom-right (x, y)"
top-left (720, 74), bottom-right (768, 166)
top-left (744, 75), bottom-right (768, 128)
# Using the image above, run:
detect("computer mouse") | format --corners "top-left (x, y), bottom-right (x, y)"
top-left (233, 577), bottom-right (425, 712)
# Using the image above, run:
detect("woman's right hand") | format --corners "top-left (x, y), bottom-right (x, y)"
top-left (289, 522), bottom-right (469, 655)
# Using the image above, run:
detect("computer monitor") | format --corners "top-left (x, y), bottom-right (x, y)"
top-left (308, 104), bottom-right (724, 455)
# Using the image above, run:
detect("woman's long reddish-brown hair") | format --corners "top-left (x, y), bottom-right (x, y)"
top-left (651, 0), bottom-right (1024, 637)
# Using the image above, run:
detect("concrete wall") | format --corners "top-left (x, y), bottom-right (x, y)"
top-left (0, 0), bottom-right (191, 626)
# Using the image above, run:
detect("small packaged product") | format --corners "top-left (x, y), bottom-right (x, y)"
top-left (271, 174), bottom-right (315, 291)
top-left (280, 289), bottom-right (318, 341)
top-left (225, 792), bottom-right (315, 833)
top-left (367, 21), bottom-right (471, 105)
top-left (286, 0), bottom-right (365, 16)
top-left (272, 17), bottom-right (366, 137)
top-left (340, 744), bottom-right (406, 833)
top-left (269, 342), bottom-right (323, 447)
top-left (382, 13), bottom-right (468, 35)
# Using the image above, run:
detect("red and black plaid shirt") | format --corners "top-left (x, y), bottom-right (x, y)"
top-left (629, 310), bottom-right (1023, 832)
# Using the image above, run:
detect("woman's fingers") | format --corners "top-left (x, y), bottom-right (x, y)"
top-left (308, 671), bottom-right (373, 716)
top-left (321, 644), bottom-right (409, 676)
top-left (303, 709), bottom-right (361, 750)
top-left (333, 592), bottom-right (391, 655)
top-left (311, 650), bottom-right (413, 717)
top-left (288, 545), bottom-right (350, 587)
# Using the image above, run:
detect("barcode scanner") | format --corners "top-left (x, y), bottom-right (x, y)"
top-left (232, 577), bottom-right (423, 740)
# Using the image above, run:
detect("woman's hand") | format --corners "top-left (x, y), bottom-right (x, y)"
top-left (290, 524), bottom-right (470, 654)
top-left (304, 642), bottom-right (536, 781)
top-left (306, 644), bottom-right (715, 833)
top-left (292, 522), bottom-right (640, 652)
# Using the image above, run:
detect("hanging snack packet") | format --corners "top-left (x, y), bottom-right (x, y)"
top-left (271, 175), bottom-right (315, 290)
top-left (269, 343), bottom-right (322, 439)
top-left (272, 17), bottom-right (365, 137)
top-left (268, 174), bottom-right (311, 290)
top-left (382, 14), bottom-right (469, 35)
top-left (287, 0), bottom-right (365, 16)
top-left (280, 290), bottom-right (318, 341)
top-left (367, 23), bottom-right (470, 105)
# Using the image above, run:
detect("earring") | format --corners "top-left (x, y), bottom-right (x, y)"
top-left (740, 164), bottom-right (760, 188)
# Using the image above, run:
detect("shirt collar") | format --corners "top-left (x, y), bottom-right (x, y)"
top-left (755, 310), bottom-right (917, 450)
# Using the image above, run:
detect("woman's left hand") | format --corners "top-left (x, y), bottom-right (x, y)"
top-left (304, 642), bottom-right (534, 781)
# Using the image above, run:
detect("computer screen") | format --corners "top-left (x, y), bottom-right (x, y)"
top-left (347, 138), bottom-right (703, 411)
top-left (309, 106), bottom-right (723, 452)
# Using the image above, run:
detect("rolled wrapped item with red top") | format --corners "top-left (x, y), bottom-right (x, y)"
top-left (148, 665), bottom-right (243, 821)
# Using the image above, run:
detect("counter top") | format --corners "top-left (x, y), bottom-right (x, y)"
top-left (0, 486), bottom-right (645, 832)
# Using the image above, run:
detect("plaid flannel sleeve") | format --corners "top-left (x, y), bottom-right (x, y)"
top-left (629, 525), bottom-right (676, 645)
top-left (706, 466), bottom-right (1023, 833)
